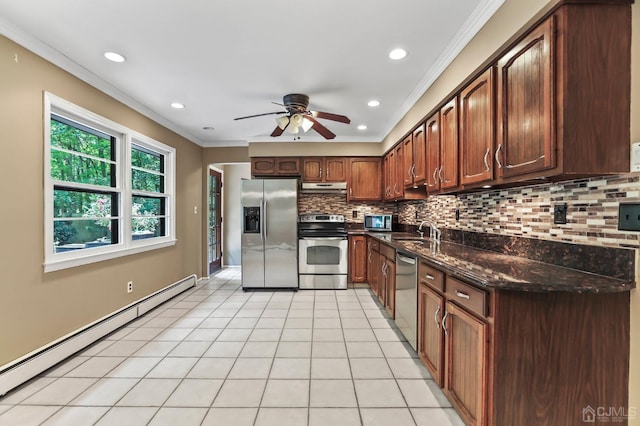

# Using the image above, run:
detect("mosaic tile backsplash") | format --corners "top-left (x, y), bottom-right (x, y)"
top-left (300, 173), bottom-right (640, 250)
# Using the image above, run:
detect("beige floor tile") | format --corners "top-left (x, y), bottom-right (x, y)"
top-left (147, 407), bottom-right (207, 426)
top-left (249, 328), bottom-right (283, 341)
top-left (308, 408), bottom-right (361, 426)
top-left (387, 358), bottom-right (431, 379)
top-left (254, 407), bottom-right (308, 426)
top-left (350, 358), bottom-right (394, 379)
top-left (146, 357), bottom-right (199, 378)
top-left (96, 340), bottom-right (147, 357)
top-left (309, 380), bottom-right (357, 408)
top-left (360, 407), bottom-right (415, 426)
top-left (269, 358), bottom-right (311, 379)
top-left (397, 380), bottom-right (440, 407)
top-left (70, 378), bottom-right (139, 406)
top-left (41, 406), bottom-right (109, 426)
top-left (0, 406), bottom-right (60, 426)
top-left (201, 408), bottom-right (258, 426)
top-left (280, 329), bottom-right (312, 342)
top-left (284, 318), bottom-right (313, 329)
top-left (311, 358), bottom-right (352, 379)
top-left (133, 341), bottom-right (179, 357)
top-left (227, 358), bottom-right (273, 379)
top-left (203, 341), bottom-right (244, 358)
top-left (212, 380), bottom-right (266, 407)
top-left (164, 379), bottom-right (223, 407)
top-left (187, 358), bottom-right (235, 379)
top-left (116, 378), bottom-right (180, 406)
top-left (275, 341), bottom-right (312, 358)
top-left (411, 407), bottom-right (466, 426)
top-left (239, 341), bottom-right (278, 358)
top-left (106, 357), bottom-right (162, 378)
top-left (312, 329), bottom-right (344, 342)
top-left (22, 378), bottom-right (97, 405)
top-left (378, 341), bottom-right (417, 358)
top-left (353, 380), bottom-right (406, 408)
top-left (261, 380), bottom-right (309, 407)
top-left (343, 328), bottom-right (376, 342)
top-left (345, 342), bottom-right (384, 358)
top-left (167, 341), bottom-right (211, 357)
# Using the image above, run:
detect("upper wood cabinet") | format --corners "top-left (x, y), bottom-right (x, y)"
top-left (302, 157), bottom-right (347, 182)
top-left (425, 112), bottom-right (441, 193)
top-left (403, 124), bottom-right (427, 188)
top-left (460, 68), bottom-right (494, 186)
top-left (439, 98), bottom-right (459, 191)
top-left (251, 157), bottom-right (300, 176)
top-left (393, 144), bottom-right (405, 199)
top-left (347, 157), bottom-right (382, 201)
top-left (495, 18), bottom-right (554, 179)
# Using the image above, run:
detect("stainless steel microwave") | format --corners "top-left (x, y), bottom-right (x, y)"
top-left (363, 214), bottom-right (397, 232)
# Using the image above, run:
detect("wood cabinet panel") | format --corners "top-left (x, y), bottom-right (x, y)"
top-left (460, 68), bottom-right (494, 186)
top-left (446, 277), bottom-right (488, 318)
top-left (348, 158), bottom-right (382, 201)
top-left (419, 261), bottom-right (445, 292)
top-left (440, 99), bottom-right (459, 191)
top-left (367, 238), bottom-right (380, 295)
top-left (412, 124), bottom-right (427, 185)
top-left (402, 134), bottom-right (413, 187)
top-left (425, 112), bottom-right (441, 193)
top-left (496, 17), bottom-right (554, 179)
top-left (393, 144), bottom-right (405, 199)
top-left (349, 235), bottom-right (367, 283)
top-left (418, 282), bottom-right (444, 387)
top-left (251, 157), bottom-right (300, 176)
top-left (325, 158), bottom-right (347, 182)
top-left (384, 258), bottom-right (396, 319)
top-left (302, 157), bottom-right (323, 181)
top-left (444, 301), bottom-right (487, 426)
top-left (302, 157), bottom-right (347, 182)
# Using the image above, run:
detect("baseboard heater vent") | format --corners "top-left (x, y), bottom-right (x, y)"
top-left (0, 274), bottom-right (197, 397)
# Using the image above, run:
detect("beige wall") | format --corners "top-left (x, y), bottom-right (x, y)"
top-left (0, 36), bottom-right (203, 366)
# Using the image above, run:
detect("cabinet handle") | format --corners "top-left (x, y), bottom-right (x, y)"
top-left (326, 168), bottom-right (329, 178)
top-left (319, 168), bottom-right (322, 178)
top-left (442, 310), bottom-right (449, 336)
top-left (455, 290), bottom-right (470, 300)
top-left (393, 183), bottom-right (398, 195)
top-left (368, 251), bottom-right (372, 264)
top-left (425, 273), bottom-right (435, 280)
top-left (438, 166), bottom-right (444, 182)
top-left (483, 148), bottom-right (491, 172)
top-left (349, 187), bottom-right (353, 197)
top-left (505, 155), bottom-right (546, 169)
top-left (433, 168), bottom-right (439, 184)
top-left (434, 305), bottom-right (441, 329)
top-left (495, 144), bottom-right (503, 169)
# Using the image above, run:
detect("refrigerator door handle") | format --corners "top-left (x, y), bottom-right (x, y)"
top-left (260, 199), bottom-right (266, 241)
top-left (263, 200), bottom-right (268, 239)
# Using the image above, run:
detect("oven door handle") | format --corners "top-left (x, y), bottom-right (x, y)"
top-left (299, 237), bottom-right (347, 240)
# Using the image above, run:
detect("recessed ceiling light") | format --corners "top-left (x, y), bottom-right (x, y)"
top-left (388, 48), bottom-right (407, 60)
top-left (171, 102), bottom-right (185, 109)
top-left (367, 100), bottom-right (380, 107)
top-left (357, 125), bottom-right (367, 130)
top-left (104, 51), bottom-right (126, 63)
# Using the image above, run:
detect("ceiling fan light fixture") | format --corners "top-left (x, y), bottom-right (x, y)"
top-left (288, 125), bottom-right (300, 135)
top-left (276, 116), bottom-right (289, 130)
top-left (301, 116), bottom-right (314, 132)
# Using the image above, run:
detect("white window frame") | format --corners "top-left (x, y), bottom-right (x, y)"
top-left (44, 92), bottom-right (176, 272)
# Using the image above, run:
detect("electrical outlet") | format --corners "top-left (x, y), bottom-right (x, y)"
top-left (455, 209), bottom-right (460, 221)
top-left (415, 211), bottom-right (418, 219)
top-left (619, 203), bottom-right (640, 231)
top-left (127, 281), bottom-right (133, 293)
top-left (553, 204), bottom-right (568, 225)
top-left (352, 210), bottom-right (358, 218)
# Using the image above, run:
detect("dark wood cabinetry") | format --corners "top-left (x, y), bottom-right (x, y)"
top-left (403, 124), bottom-right (427, 188)
top-left (439, 98), bottom-right (459, 191)
top-left (349, 235), bottom-right (367, 283)
top-left (251, 157), bottom-right (300, 176)
top-left (348, 158), bottom-right (382, 201)
top-left (460, 68), bottom-right (494, 186)
top-left (418, 273), bottom-right (444, 386)
top-left (425, 112), bottom-right (441, 193)
top-left (367, 237), bottom-right (380, 295)
top-left (379, 243), bottom-right (396, 319)
top-left (302, 157), bottom-right (347, 182)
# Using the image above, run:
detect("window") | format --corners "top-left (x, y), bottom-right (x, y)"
top-left (44, 93), bottom-right (176, 272)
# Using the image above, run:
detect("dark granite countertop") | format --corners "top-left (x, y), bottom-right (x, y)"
top-left (350, 230), bottom-right (634, 294)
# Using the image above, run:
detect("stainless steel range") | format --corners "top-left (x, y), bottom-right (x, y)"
top-left (298, 213), bottom-right (348, 290)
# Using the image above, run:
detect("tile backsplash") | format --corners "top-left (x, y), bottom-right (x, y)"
top-left (300, 173), bottom-right (640, 250)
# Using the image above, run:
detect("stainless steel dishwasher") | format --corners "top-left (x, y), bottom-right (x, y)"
top-left (395, 251), bottom-right (418, 350)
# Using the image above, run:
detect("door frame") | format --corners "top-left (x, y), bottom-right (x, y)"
top-left (208, 167), bottom-right (223, 274)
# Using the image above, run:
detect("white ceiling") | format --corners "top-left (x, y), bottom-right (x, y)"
top-left (0, 0), bottom-right (504, 147)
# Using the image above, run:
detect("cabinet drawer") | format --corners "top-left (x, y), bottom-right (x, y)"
top-left (418, 261), bottom-right (444, 292)
top-left (446, 277), bottom-right (487, 318)
top-left (380, 243), bottom-right (395, 259)
top-left (368, 238), bottom-right (380, 251)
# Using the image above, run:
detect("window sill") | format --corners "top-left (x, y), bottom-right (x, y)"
top-left (44, 238), bottom-right (177, 273)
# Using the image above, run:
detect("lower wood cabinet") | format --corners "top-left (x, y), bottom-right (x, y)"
top-left (416, 259), bottom-right (629, 426)
top-left (348, 235), bottom-right (367, 283)
top-left (379, 243), bottom-right (396, 319)
top-left (367, 237), bottom-right (380, 295)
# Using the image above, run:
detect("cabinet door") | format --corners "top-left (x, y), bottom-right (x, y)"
top-left (444, 301), bottom-right (487, 426)
top-left (412, 123), bottom-right (427, 186)
top-left (460, 68), bottom-right (494, 186)
top-left (425, 112), bottom-right (441, 193)
top-left (402, 134), bottom-right (414, 187)
top-left (276, 158), bottom-right (300, 175)
top-left (348, 158), bottom-right (382, 201)
top-left (496, 17), bottom-right (554, 179)
top-left (440, 98), bottom-right (459, 191)
top-left (325, 157), bottom-right (347, 182)
top-left (383, 153), bottom-right (393, 201)
top-left (384, 258), bottom-right (396, 319)
top-left (393, 144), bottom-right (405, 199)
top-left (368, 245), bottom-right (379, 295)
top-left (378, 252), bottom-right (387, 305)
top-left (349, 235), bottom-right (367, 283)
top-left (418, 283), bottom-right (444, 387)
top-left (251, 157), bottom-right (277, 176)
top-left (302, 157), bottom-right (323, 182)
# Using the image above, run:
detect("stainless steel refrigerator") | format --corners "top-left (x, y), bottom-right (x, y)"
top-left (241, 179), bottom-right (298, 289)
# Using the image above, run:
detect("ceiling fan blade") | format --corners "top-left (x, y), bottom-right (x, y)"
top-left (305, 116), bottom-right (336, 139)
top-left (311, 110), bottom-right (351, 124)
top-left (270, 124), bottom-right (287, 137)
top-left (234, 111), bottom-right (286, 120)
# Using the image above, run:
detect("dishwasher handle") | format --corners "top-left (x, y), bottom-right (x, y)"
top-left (396, 254), bottom-right (417, 265)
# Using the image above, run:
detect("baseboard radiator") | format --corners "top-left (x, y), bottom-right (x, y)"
top-left (0, 274), bottom-right (197, 397)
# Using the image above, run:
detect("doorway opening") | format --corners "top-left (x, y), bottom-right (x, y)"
top-left (208, 168), bottom-right (222, 274)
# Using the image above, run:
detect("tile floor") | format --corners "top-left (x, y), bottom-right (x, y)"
top-left (0, 268), bottom-right (464, 426)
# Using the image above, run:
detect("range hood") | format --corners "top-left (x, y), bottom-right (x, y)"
top-left (300, 182), bottom-right (347, 194)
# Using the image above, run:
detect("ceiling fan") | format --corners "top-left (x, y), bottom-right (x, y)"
top-left (233, 93), bottom-right (350, 139)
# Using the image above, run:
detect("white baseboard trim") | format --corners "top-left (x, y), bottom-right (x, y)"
top-left (0, 274), bottom-right (197, 397)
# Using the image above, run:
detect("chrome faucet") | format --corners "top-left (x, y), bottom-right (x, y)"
top-left (417, 220), bottom-right (441, 243)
